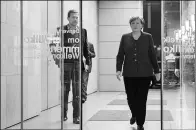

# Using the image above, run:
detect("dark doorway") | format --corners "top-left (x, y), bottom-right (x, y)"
top-left (143, 0), bottom-right (161, 89)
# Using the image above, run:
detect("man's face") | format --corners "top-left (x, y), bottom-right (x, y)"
top-left (67, 12), bottom-right (78, 26)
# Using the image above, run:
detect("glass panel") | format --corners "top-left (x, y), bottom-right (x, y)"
top-left (180, 1), bottom-right (195, 129)
top-left (47, 1), bottom-right (62, 129)
top-left (143, 1), bottom-right (162, 129)
top-left (61, 1), bottom-right (81, 130)
top-left (162, 1), bottom-right (195, 129)
top-left (22, 1), bottom-right (61, 129)
top-left (142, 1), bottom-right (162, 130)
top-left (81, 1), bottom-right (99, 128)
top-left (162, 1), bottom-right (181, 130)
top-left (1, 1), bottom-right (21, 129)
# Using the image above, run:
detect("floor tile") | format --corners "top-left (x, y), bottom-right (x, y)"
top-left (7, 89), bottom-right (195, 130)
top-left (84, 121), bottom-right (171, 130)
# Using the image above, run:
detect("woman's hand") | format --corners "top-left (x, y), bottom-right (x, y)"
top-left (155, 73), bottom-right (160, 81)
top-left (116, 71), bottom-right (121, 81)
top-left (85, 65), bottom-right (89, 72)
top-left (175, 69), bottom-right (180, 78)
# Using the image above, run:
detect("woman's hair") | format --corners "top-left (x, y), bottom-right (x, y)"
top-left (129, 16), bottom-right (145, 27)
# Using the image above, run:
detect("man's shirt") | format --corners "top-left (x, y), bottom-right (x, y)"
top-left (51, 24), bottom-right (89, 68)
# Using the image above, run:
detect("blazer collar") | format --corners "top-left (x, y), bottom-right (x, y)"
top-left (130, 31), bottom-right (144, 37)
top-left (130, 31), bottom-right (144, 40)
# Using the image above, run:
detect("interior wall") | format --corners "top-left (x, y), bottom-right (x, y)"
top-left (98, 1), bottom-right (143, 91)
top-left (40, 1), bottom-right (48, 111)
top-left (1, 1), bottom-right (22, 128)
top-left (82, 1), bottom-right (98, 94)
top-left (47, 1), bottom-right (61, 109)
top-left (1, 1), bottom-right (45, 128)
top-left (0, 1), bottom-right (98, 128)
top-left (22, 1), bottom-right (43, 120)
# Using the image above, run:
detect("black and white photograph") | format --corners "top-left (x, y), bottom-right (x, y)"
top-left (0, 1), bottom-right (195, 130)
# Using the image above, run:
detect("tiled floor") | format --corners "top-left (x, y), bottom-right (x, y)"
top-left (83, 87), bottom-right (195, 130)
top-left (8, 85), bottom-right (195, 130)
top-left (8, 103), bottom-right (80, 129)
top-left (83, 92), bottom-right (166, 130)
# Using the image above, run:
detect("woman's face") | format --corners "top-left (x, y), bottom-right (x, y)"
top-left (130, 19), bottom-right (143, 32)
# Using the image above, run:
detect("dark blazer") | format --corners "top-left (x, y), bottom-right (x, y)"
top-left (116, 31), bottom-right (159, 77)
top-left (87, 42), bottom-right (96, 73)
top-left (53, 25), bottom-right (90, 70)
top-left (80, 27), bottom-right (90, 70)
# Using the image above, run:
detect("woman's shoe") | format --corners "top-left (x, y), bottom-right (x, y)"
top-left (73, 117), bottom-right (80, 124)
top-left (82, 98), bottom-right (86, 103)
top-left (130, 117), bottom-right (136, 125)
top-left (137, 125), bottom-right (144, 130)
top-left (64, 115), bottom-right (68, 121)
top-left (64, 111), bottom-right (68, 121)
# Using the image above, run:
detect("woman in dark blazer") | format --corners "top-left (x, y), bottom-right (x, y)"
top-left (116, 16), bottom-right (160, 130)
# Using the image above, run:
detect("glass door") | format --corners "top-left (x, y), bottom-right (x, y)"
top-left (161, 1), bottom-right (182, 130)
top-left (179, 1), bottom-right (195, 129)
top-left (1, 1), bottom-right (22, 129)
top-left (162, 1), bottom-right (195, 129)
top-left (1, 1), bottom-right (83, 130)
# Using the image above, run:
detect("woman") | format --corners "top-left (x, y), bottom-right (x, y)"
top-left (116, 16), bottom-right (160, 130)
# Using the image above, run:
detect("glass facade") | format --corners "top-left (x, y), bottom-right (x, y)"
top-left (1, 1), bottom-right (22, 129)
top-left (1, 1), bottom-right (195, 130)
top-left (1, 1), bottom-right (81, 130)
top-left (162, 1), bottom-right (195, 129)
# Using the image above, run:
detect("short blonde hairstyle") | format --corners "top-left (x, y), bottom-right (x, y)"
top-left (129, 16), bottom-right (145, 27)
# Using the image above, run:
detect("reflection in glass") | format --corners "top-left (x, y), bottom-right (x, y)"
top-left (1, 1), bottom-right (83, 129)
top-left (22, 1), bottom-right (62, 129)
top-left (180, 1), bottom-right (195, 129)
top-left (61, 1), bottom-right (81, 130)
top-left (162, 1), bottom-right (195, 129)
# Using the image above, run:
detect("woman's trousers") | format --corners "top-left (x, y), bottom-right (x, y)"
top-left (123, 77), bottom-right (151, 126)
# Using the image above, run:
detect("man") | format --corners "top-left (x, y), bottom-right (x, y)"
top-left (52, 9), bottom-right (89, 124)
top-left (82, 42), bottom-right (96, 103)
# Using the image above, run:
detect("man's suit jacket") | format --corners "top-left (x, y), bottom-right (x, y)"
top-left (53, 25), bottom-right (90, 70)
top-left (116, 31), bottom-right (159, 77)
top-left (87, 42), bottom-right (95, 73)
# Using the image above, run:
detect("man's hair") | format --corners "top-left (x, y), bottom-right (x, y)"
top-left (67, 9), bottom-right (78, 18)
top-left (129, 16), bottom-right (145, 26)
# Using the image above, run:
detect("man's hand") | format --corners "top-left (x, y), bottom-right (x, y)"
top-left (85, 65), bottom-right (89, 72)
top-left (116, 71), bottom-right (121, 81)
top-left (175, 69), bottom-right (180, 78)
top-left (155, 73), bottom-right (161, 81)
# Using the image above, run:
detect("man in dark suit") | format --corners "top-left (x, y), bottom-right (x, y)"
top-left (51, 9), bottom-right (90, 124)
top-left (82, 42), bottom-right (96, 103)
